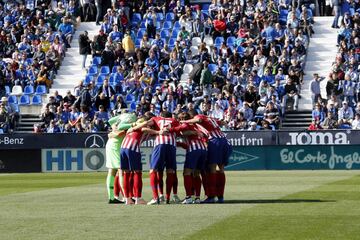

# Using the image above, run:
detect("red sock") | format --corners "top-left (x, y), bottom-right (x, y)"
top-left (173, 172), bottom-right (178, 195)
top-left (114, 174), bottom-right (120, 198)
top-left (193, 175), bottom-right (202, 197)
top-left (123, 172), bottom-right (131, 198)
top-left (129, 172), bottom-right (134, 198)
top-left (133, 172), bottom-right (143, 198)
top-left (150, 171), bottom-right (159, 200)
top-left (166, 172), bottom-right (175, 200)
top-left (183, 175), bottom-right (193, 197)
top-left (201, 171), bottom-right (209, 196)
top-left (157, 171), bottom-right (164, 195)
top-left (208, 173), bottom-right (217, 198)
top-left (217, 172), bottom-right (226, 197)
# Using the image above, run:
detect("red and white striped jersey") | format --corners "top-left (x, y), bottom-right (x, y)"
top-left (195, 114), bottom-right (226, 139)
top-left (152, 116), bottom-right (180, 147)
top-left (121, 130), bottom-right (147, 153)
top-left (170, 123), bottom-right (207, 152)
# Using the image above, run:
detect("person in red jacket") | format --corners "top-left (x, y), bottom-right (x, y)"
top-left (212, 9), bottom-right (226, 39)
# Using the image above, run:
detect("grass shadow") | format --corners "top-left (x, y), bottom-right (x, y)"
top-left (222, 199), bottom-right (336, 204)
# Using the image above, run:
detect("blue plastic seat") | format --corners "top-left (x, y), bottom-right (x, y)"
top-left (84, 75), bottom-right (93, 85)
top-left (88, 65), bottom-right (98, 76)
top-left (226, 37), bottom-right (236, 47)
top-left (100, 66), bottom-right (110, 75)
top-left (23, 85), bottom-right (34, 95)
top-left (160, 29), bottom-right (170, 39)
top-left (130, 102), bottom-right (137, 112)
top-left (5, 86), bottom-right (10, 96)
top-left (165, 12), bottom-right (175, 22)
top-left (163, 21), bottom-right (172, 30)
top-left (19, 95), bottom-right (30, 105)
top-left (173, 21), bottom-right (181, 30)
top-left (215, 37), bottom-right (225, 47)
top-left (92, 56), bottom-right (102, 66)
top-left (96, 75), bottom-right (105, 86)
top-left (35, 85), bottom-right (47, 95)
top-left (208, 64), bottom-right (218, 74)
top-left (156, 13), bottom-right (164, 22)
top-left (132, 13), bottom-right (142, 23)
top-left (171, 29), bottom-right (179, 39)
top-left (137, 29), bottom-right (146, 39)
top-left (155, 21), bottom-right (161, 30)
top-left (125, 94), bottom-right (135, 103)
top-left (168, 38), bottom-right (176, 49)
top-left (8, 95), bottom-right (18, 104)
top-left (31, 95), bottom-right (42, 105)
top-left (135, 38), bottom-right (141, 48)
top-left (140, 20), bottom-right (146, 29)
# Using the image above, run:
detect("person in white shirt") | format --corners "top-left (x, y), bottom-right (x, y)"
top-left (210, 102), bottom-right (224, 120)
top-left (352, 113), bottom-right (360, 129)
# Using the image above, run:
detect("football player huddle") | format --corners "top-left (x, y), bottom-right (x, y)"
top-left (105, 110), bottom-right (232, 205)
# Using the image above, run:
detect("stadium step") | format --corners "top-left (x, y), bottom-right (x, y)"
top-left (17, 114), bottom-right (42, 133)
top-left (299, 16), bottom-right (338, 112)
top-left (48, 21), bottom-right (99, 100)
top-left (282, 110), bottom-right (312, 130)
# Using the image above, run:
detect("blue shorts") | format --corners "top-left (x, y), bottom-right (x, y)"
top-left (150, 144), bottom-right (177, 171)
top-left (184, 150), bottom-right (207, 170)
top-left (207, 138), bottom-right (232, 166)
top-left (120, 148), bottom-right (142, 171)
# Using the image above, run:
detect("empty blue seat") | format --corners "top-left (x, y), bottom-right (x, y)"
top-left (168, 38), bottom-right (176, 49)
top-left (19, 95), bottom-right (30, 105)
top-left (96, 75), bottom-right (105, 86)
top-left (32, 95), bottom-right (42, 105)
top-left (84, 75), bottom-right (93, 85)
top-left (8, 95), bottom-right (18, 104)
top-left (226, 37), bottom-right (236, 47)
top-left (163, 21), bottom-right (172, 30)
top-left (202, 4), bottom-right (210, 10)
top-left (130, 102), bottom-right (137, 112)
top-left (160, 29), bottom-right (170, 39)
top-left (125, 94), bottom-right (135, 103)
top-left (88, 65), bottom-right (98, 76)
top-left (5, 86), bottom-right (10, 96)
top-left (155, 21), bottom-right (161, 30)
top-left (171, 29), bottom-right (179, 39)
top-left (215, 37), bottom-right (225, 47)
top-left (100, 66), bottom-right (110, 75)
top-left (24, 85), bottom-right (34, 95)
top-left (135, 38), bottom-right (141, 48)
top-left (139, 20), bottom-right (146, 29)
top-left (156, 13), bottom-right (164, 22)
top-left (132, 13), bottom-right (142, 23)
top-left (208, 64), bottom-right (218, 74)
top-left (112, 65), bottom-right (119, 73)
top-left (35, 85), bottom-right (47, 95)
top-left (173, 21), bottom-right (181, 30)
top-left (165, 12), bottom-right (175, 22)
top-left (137, 29), bottom-right (146, 39)
top-left (92, 56), bottom-right (102, 66)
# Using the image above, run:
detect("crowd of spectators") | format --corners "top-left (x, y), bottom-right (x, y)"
top-left (23, 0), bottom-right (317, 133)
top-left (308, 1), bottom-right (360, 130)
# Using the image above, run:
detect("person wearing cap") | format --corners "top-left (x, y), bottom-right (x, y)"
top-left (338, 101), bottom-right (354, 127)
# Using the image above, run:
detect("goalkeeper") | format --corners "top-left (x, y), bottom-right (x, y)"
top-left (105, 112), bottom-right (137, 204)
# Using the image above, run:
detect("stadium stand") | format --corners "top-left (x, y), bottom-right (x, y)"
top-left (0, 0), bottom-right (326, 133)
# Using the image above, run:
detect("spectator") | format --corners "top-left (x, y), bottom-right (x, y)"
top-left (282, 78), bottom-right (299, 112)
top-left (321, 111), bottom-right (338, 129)
top-left (309, 73), bottom-right (322, 107)
top-left (79, 31), bottom-right (92, 69)
top-left (338, 101), bottom-right (354, 127)
top-left (0, 104), bottom-right (9, 133)
top-left (352, 113), bottom-right (360, 129)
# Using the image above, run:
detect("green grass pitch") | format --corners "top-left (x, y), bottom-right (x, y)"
top-left (1, 171), bottom-right (360, 240)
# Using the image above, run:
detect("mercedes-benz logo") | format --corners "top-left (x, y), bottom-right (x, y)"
top-left (84, 134), bottom-right (105, 148)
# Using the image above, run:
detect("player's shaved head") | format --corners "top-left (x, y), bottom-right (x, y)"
top-left (188, 110), bottom-right (198, 118)
top-left (178, 112), bottom-right (190, 120)
top-left (144, 111), bottom-right (155, 120)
